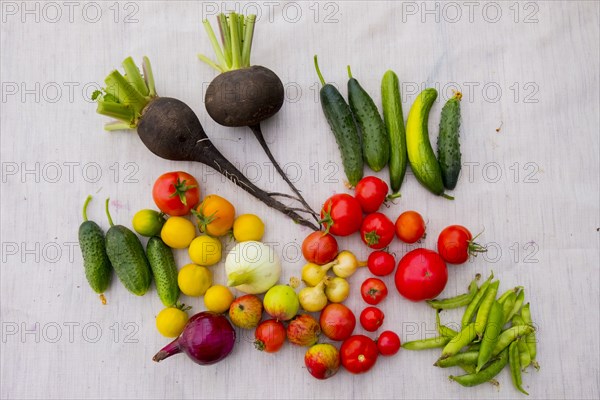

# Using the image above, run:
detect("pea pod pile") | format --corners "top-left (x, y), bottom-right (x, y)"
top-left (402, 272), bottom-right (539, 395)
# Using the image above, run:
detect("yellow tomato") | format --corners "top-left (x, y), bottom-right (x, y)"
top-left (204, 285), bottom-right (234, 314)
top-left (195, 195), bottom-right (235, 237)
top-left (233, 214), bottom-right (265, 242)
top-left (156, 306), bottom-right (189, 337)
top-left (161, 217), bottom-right (196, 249)
top-left (178, 264), bottom-right (212, 296)
top-left (188, 235), bottom-right (222, 266)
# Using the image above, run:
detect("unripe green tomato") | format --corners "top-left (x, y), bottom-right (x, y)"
top-left (132, 209), bottom-right (165, 237)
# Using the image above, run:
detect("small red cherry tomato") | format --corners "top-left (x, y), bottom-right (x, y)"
top-left (376, 330), bottom-right (401, 356)
top-left (359, 307), bottom-right (385, 332)
top-left (437, 225), bottom-right (486, 264)
top-left (320, 194), bottom-right (363, 237)
top-left (360, 278), bottom-right (388, 305)
top-left (395, 211), bottom-right (426, 244)
top-left (367, 251), bottom-right (396, 276)
top-left (340, 335), bottom-right (379, 374)
top-left (354, 176), bottom-right (389, 213)
top-left (360, 212), bottom-right (395, 249)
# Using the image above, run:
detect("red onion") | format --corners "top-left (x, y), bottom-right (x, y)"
top-left (153, 312), bottom-right (236, 365)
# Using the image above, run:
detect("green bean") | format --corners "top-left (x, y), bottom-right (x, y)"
top-left (509, 341), bottom-right (529, 395)
top-left (402, 336), bottom-right (450, 350)
top-left (521, 303), bottom-right (540, 370)
top-left (434, 351), bottom-right (478, 368)
top-left (461, 271), bottom-right (494, 328)
top-left (475, 280), bottom-right (500, 338)
top-left (501, 292), bottom-right (517, 325)
top-left (427, 274), bottom-right (480, 309)
top-left (497, 286), bottom-right (521, 304)
top-left (459, 364), bottom-right (500, 386)
top-left (440, 323), bottom-right (477, 359)
top-left (505, 289), bottom-right (525, 322)
top-left (476, 300), bottom-right (504, 372)
top-left (492, 325), bottom-right (534, 357)
top-left (449, 348), bottom-right (509, 387)
top-left (517, 338), bottom-right (532, 370)
top-left (436, 310), bottom-right (459, 338)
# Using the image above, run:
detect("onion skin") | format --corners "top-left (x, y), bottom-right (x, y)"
top-left (153, 312), bottom-right (236, 365)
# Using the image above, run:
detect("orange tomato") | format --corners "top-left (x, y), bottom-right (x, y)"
top-left (194, 195), bottom-right (235, 237)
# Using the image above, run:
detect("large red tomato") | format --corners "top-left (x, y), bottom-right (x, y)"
top-left (152, 171), bottom-right (200, 216)
top-left (395, 248), bottom-right (448, 301)
top-left (320, 194), bottom-right (363, 236)
top-left (340, 335), bottom-right (379, 374)
top-left (302, 231), bottom-right (339, 264)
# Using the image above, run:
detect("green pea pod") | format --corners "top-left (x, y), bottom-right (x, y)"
top-left (492, 325), bottom-right (535, 357)
top-left (475, 280), bottom-right (500, 338)
top-left (517, 338), bottom-right (532, 370)
top-left (512, 314), bottom-right (526, 326)
top-left (427, 274), bottom-right (480, 310)
top-left (434, 351), bottom-right (478, 368)
top-left (402, 336), bottom-right (450, 350)
top-left (509, 341), bottom-right (529, 395)
top-left (449, 348), bottom-right (509, 387)
top-left (521, 303), bottom-right (540, 370)
top-left (505, 289), bottom-right (525, 322)
top-left (501, 292), bottom-right (517, 325)
top-left (436, 311), bottom-right (459, 338)
top-left (440, 323), bottom-right (477, 359)
top-left (462, 271), bottom-right (494, 328)
top-left (467, 342), bottom-right (481, 352)
top-left (459, 364), bottom-right (500, 386)
top-left (476, 300), bottom-right (504, 372)
top-left (497, 286), bottom-right (521, 304)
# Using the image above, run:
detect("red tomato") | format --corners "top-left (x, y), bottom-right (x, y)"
top-left (360, 213), bottom-right (395, 249)
top-left (340, 335), bottom-right (379, 374)
top-left (437, 225), bottom-right (486, 264)
top-left (395, 248), bottom-right (448, 301)
top-left (302, 231), bottom-right (339, 264)
top-left (360, 278), bottom-right (388, 305)
top-left (320, 194), bottom-right (363, 237)
top-left (354, 176), bottom-right (389, 213)
top-left (367, 251), bottom-right (396, 276)
top-left (254, 319), bottom-right (286, 353)
top-left (395, 211), bottom-right (425, 244)
top-left (319, 304), bottom-right (356, 341)
top-left (359, 307), bottom-right (385, 332)
top-left (376, 331), bottom-right (401, 356)
top-left (152, 171), bottom-right (200, 216)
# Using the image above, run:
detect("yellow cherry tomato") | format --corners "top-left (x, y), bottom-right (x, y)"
top-left (195, 195), bottom-right (235, 237)
top-left (233, 214), bottom-right (265, 242)
top-left (156, 306), bottom-right (189, 337)
top-left (178, 264), bottom-right (212, 297)
top-left (188, 235), bottom-right (222, 266)
top-left (161, 216), bottom-right (196, 249)
top-left (204, 285), bottom-right (234, 314)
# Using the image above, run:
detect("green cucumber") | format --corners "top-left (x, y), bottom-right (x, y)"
top-left (406, 88), bottom-right (453, 199)
top-left (104, 199), bottom-right (152, 296)
top-left (146, 236), bottom-right (179, 306)
top-left (314, 56), bottom-right (363, 186)
top-left (347, 66), bottom-right (390, 172)
top-left (437, 91), bottom-right (462, 190)
top-left (78, 195), bottom-right (113, 304)
top-left (381, 70), bottom-right (407, 192)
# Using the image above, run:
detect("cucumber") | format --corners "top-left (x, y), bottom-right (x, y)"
top-left (146, 236), bottom-right (179, 306)
top-left (104, 199), bottom-right (152, 296)
top-left (347, 66), bottom-right (390, 172)
top-left (437, 91), bottom-right (462, 190)
top-left (314, 56), bottom-right (363, 186)
top-left (381, 70), bottom-right (407, 192)
top-left (406, 88), bottom-right (453, 199)
top-left (78, 196), bottom-right (112, 304)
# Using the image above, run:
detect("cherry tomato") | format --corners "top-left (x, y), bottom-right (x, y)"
top-left (360, 213), bottom-right (395, 249)
top-left (360, 278), bottom-right (388, 305)
top-left (359, 307), bottom-right (385, 332)
top-left (376, 330), bottom-right (401, 356)
top-left (152, 171), bottom-right (200, 216)
top-left (340, 335), bottom-right (379, 374)
top-left (319, 304), bottom-right (356, 341)
top-left (354, 176), bottom-right (389, 213)
top-left (437, 225), bottom-right (486, 264)
top-left (395, 211), bottom-right (425, 244)
top-left (367, 251), bottom-right (396, 276)
top-left (302, 231), bottom-right (339, 264)
top-left (320, 194), bottom-right (363, 237)
top-left (394, 248), bottom-right (448, 301)
top-left (254, 319), bottom-right (286, 353)
top-left (194, 194), bottom-right (235, 237)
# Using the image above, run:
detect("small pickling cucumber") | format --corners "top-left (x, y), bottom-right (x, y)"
top-left (314, 56), bottom-right (363, 186)
top-left (104, 198), bottom-right (152, 296)
top-left (437, 91), bottom-right (462, 190)
top-left (78, 195), bottom-right (113, 304)
top-left (146, 236), bottom-right (180, 306)
top-left (406, 88), bottom-right (453, 199)
top-left (381, 70), bottom-right (407, 192)
top-left (347, 66), bottom-right (390, 172)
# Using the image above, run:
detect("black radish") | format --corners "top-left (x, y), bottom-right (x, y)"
top-left (93, 57), bottom-right (319, 230)
top-left (198, 12), bottom-right (318, 223)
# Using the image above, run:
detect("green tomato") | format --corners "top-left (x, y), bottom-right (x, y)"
top-left (132, 209), bottom-right (165, 237)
